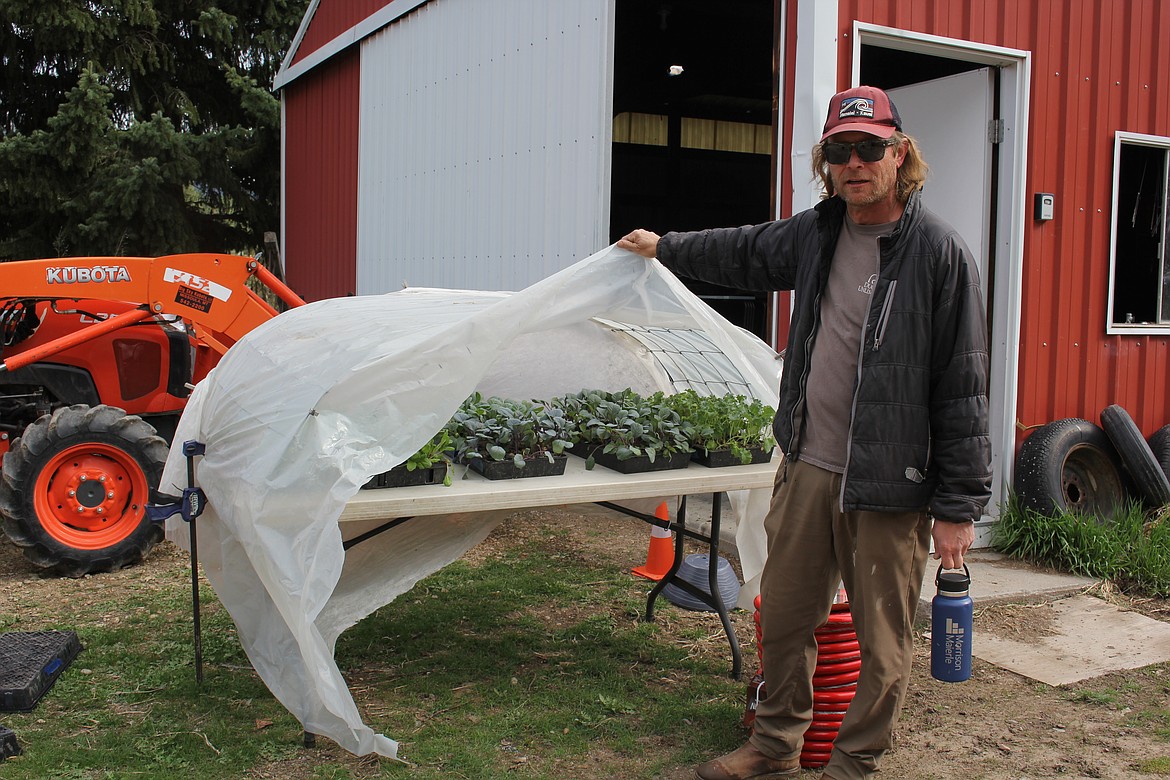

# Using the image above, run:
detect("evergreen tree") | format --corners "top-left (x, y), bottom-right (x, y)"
top-left (0, 0), bottom-right (306, 258)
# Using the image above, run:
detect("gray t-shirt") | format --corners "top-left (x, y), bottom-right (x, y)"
top-left (799, 215), bottom-right (896, 473)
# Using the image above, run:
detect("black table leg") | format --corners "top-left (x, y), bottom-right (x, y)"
top-left (645, 495), bottom-right (688, 622)
top-left (642, 493), bottom-right (742, 679)
top-left (704, 494), bottom-right (742, 679)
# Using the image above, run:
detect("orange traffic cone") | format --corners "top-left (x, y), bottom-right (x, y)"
top-left (632, 502), bottom-right (674, 581)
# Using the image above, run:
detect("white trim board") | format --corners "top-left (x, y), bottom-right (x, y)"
top-left (274, 0), bottom-right (431, 90)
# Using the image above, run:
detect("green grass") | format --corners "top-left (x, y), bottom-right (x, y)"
top-left (0, 555), bottom-right (315, 779)
top-left (992, 497), bottom-right (1170, 597)
top-left (1, 530), bottom-right (750, 779)
top-left (1125, 709), bottom-right (1170, 739)
top-left (1063, 688), bottom-right (1119, 706)
top-left (1137, 756), bottom-right (1170, 775)
top-left (331, 545), bottom-right (746, 778)
top-left (6, 498), bottom-right (1167, 778)
top-left (3, 607), bottom-right (308, 778)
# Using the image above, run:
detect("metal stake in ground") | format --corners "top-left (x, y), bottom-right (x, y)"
top-left (182, 441), bottom-right (206, 684)
top-left (146, 440), bottom-right (208, 684)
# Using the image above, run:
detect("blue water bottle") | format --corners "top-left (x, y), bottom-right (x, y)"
top-left (930, 565), bottom-right (972, 682)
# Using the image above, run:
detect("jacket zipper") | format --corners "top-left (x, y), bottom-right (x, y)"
top-left (838, 283), bottom-right (879, 511)
top-left (872, 280), bottom-right (897, 351)
top-left (783, 288), bottom-right (824, 483)
top-left (835, 204), bottom-right (912, 510)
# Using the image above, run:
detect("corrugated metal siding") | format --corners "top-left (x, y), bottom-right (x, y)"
top-left (833, 0), bottom-right (1170, 437)
top-left (291, 0), bottom-right (405, 67)
top-left (283, 47), bottom-right (361, 300)
top-left (354, 0), bottom-right (614, 293)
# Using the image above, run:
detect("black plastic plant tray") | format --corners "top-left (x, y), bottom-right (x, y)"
top-left (362, 463), bottom-right (447, 489)
top-left (0, 723), bottom-right (20, 759)
top-left (692, 446), bottom-right (775, 468)
top-left (469, 454), bottom-right (568, 480)
top-left (581, 448), bottom-right (692, 474)
top-left (0, 631), bottom-right (83, 712)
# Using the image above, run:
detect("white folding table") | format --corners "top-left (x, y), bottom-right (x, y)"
top-left (339, 454), bottom-right (781, 678)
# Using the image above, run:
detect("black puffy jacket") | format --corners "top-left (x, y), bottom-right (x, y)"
top-left (657, 191), bottom-right (992, 522)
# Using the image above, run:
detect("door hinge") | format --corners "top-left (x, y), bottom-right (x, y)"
top-left (988, 119), bottom-right (1005, 144)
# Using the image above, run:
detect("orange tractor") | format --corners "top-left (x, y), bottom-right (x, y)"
top-left (0, 254), bottom-right (304, 575)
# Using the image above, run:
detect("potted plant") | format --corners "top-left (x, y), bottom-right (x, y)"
top-left (553, 388), bottom-right (693, 473)
top-left (446, 392), bottom-right (576, 480)
top-left (363, 428), bottom-right (454, 489)
top-left (665, 389), bottom-right (776, 467)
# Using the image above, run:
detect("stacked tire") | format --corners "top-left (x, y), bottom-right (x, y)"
top-left (1015, 406), bottom-right (1170, 517)
top-left (1150, 425), bottom-right (1170, 485)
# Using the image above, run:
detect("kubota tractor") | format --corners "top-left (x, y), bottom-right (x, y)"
top-left (0, 253), bottom-right (304, 575)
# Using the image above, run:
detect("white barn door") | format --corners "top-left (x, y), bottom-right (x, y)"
top-left (889, 67), bottom-right (999, 542)
top-left (888, 69), bottom-right (995, 297)
top-left (357, 0), bottom-right (615, 293)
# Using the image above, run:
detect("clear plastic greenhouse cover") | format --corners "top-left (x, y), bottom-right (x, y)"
top-left (159, 245), bottom-right (782, 759)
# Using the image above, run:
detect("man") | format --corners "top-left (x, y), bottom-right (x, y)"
top-left (617, 85), bottom-right (992, 780)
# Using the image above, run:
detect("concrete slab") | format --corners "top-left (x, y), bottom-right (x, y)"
top-left (920, 551), bottom-right (1097, 615)
top-left (973, 594), bottom-right (1170, 685)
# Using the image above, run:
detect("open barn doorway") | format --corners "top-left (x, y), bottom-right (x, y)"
top-left (609, 0), bottom-right (777, 340)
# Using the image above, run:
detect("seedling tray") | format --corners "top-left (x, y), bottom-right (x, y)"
top-left (692, 446), bottom-right (775, 468)
top-left (469, 454), bottom-right (568, 480)
top-left (581, 448), bottom-right (692, 474)
top-left (362, 463), bottom-right (447, 489)
top-left (0, 631), bottom-right (83, 712)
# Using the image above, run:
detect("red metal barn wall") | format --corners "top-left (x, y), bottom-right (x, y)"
top-left (834, 0), bottom-right (1170, 441)
top-left (283, 46), bottom-right (361, 300)
top-left (282, 0), bottom-right (418, 299)
top-left (290, 0), bottom-right (394, 67)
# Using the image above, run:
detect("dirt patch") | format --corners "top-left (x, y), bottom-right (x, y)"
top-left (2, 509), bottom-right (1168, 779)
top-left (976, 600), bottom-right (1061, 640)
top-left (0, 537), bottom-right (192, 626)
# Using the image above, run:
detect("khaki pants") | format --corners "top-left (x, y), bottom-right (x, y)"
top-left (748, 459), bottom-right (932, 780)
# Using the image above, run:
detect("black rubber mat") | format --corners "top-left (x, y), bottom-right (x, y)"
top-left (0, 631), bottom-right (83, 712)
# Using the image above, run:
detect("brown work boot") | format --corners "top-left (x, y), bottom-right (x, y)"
top-left (694, 742), bottom-right (800, 779)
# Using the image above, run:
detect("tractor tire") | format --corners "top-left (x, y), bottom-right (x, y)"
top-left (1148, 424), bottom-right (1170, 482)
top-left (1101, 405), bottom-right (1170, 508)
top-left (0, 404), bottom-right (168, 577)
top-left (1014, 418), bottom-right (1127, 518)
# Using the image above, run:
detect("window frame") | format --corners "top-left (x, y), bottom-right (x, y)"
top-left (1107, 131), bottom-right (1170, 335)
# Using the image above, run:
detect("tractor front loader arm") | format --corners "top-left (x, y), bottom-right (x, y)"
top-left (0, 253), bottom-right (305, 370)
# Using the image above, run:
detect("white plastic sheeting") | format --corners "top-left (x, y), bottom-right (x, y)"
top-left (159, 245), bottom-right (781, 759)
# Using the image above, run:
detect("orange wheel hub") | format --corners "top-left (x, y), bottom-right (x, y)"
top-left (33, 443), bottom-right (148, 549)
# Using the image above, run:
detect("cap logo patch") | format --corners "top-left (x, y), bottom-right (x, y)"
top-left (839, 97), bottom-right (875, 120)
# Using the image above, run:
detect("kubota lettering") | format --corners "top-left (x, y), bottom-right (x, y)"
top-left (45, 266), bottom-right (132, 284)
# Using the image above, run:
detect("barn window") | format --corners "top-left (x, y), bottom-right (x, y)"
top-left (1108, 132), bottom-right (1170, 334)
top-left (613, 112), bottom-right (668, 146)
top-left (613, 112), bottom-right (770, 155)
top-left (679, 118), bottom-right (771, 155)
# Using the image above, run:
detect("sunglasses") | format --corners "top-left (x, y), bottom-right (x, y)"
top-left (822, 138), bottom-right (895, 165)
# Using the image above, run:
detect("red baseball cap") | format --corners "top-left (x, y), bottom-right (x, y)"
top-left (820, 86), bottom-right (903, 141)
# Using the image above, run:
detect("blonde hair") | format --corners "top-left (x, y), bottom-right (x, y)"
top-left (811, 131), bottom-right (929, 202)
